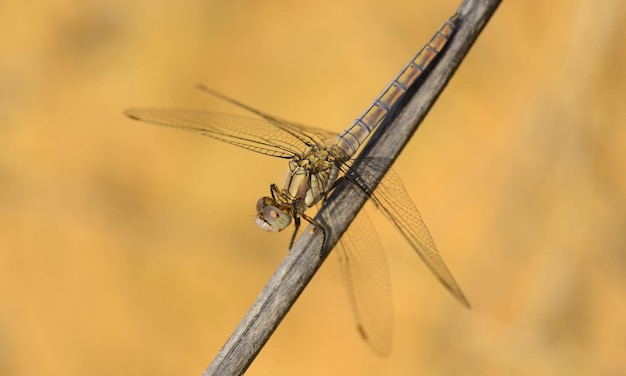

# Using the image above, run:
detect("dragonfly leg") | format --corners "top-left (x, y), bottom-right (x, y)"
top-left (269, 183), bottom-right (280, 201)
top-left (317, 175), bottom-right (346, 205)
top-left (289, 210), bottom-right (301, 249)
top-left (325, 173), bottom-right (371, 200)
top-left (287, 204), bottom-right (326, 252)
top-left (328, 176), bottom-right (346, 194)
top-left (301, 212), bottom-right (328, 257)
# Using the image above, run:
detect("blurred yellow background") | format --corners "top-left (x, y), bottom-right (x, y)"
top-left (1, 0), bottom-right (625, 375)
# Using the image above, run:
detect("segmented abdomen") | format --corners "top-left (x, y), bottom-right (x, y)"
top-left (333, 14), bottom-right (458, 158)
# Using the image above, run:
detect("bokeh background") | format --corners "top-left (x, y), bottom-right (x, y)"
top-left (1, 0), bottom-right (625, 375)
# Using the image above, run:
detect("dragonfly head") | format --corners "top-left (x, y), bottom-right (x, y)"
top-left (256, 197), bottom-right (292, 232)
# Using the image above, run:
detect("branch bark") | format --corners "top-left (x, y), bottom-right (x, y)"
top-left (203, 1), bottom-right (501, 374)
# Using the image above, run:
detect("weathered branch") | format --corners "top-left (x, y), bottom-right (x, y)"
top-left (203, 1), bottom-right (501, 374)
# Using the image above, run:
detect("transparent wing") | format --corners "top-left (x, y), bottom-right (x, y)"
top-left (126, 88), bottom-right (338, 160)
top-left (125, 109), bottom-right (323, 159)
top-left (195, 85), bottom-right (339, 147)
top-left (336, 207), bottom-right (393, 355)
top-left (344, 158), bottom-right (470, 308)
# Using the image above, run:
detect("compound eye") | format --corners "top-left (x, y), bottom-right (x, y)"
top-left (255, 197), bottom-right (292, 231)
top-left (262, 204), bottom-right (292, 231)
top-left (256, 197), bottom-right (267, 214)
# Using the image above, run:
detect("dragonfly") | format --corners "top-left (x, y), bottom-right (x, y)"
top-left (126, 14), bottom-right (468, 354)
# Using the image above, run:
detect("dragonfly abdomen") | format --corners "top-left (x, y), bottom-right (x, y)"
top-left (333, 14), bottom-right (458, 158)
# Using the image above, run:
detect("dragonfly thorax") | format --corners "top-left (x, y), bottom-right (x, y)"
top-left (284, 147), bottom-right (340, 207)
top-left (255, 146), bottom-right (341, 233)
